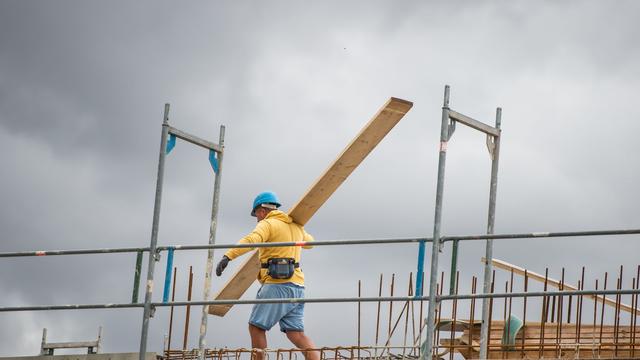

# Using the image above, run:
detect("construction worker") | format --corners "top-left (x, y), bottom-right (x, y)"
top-left (216, 191), bottom-right (319, 360)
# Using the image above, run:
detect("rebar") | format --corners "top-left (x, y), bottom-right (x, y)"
top-left (357, 280), bottom-right (361, 359)
top-left (387, 274), bottom-right (395, 348)
top-left (600, 272), bottom-right (608, 345)
top-left (469, 276), bottom-right (477, 358)
top-left (539, 269), bottom-right (549, 359)
top-left (577, 267), bottom-right (585, 344)
top-left (374, 274), bottom-right (382, 358)
top-left (449, 272), bottom-right (459, 360)
top-left (521, 270), bottom-right (528, 358)
top-left (168, 267), bottom-right (177, 351)
top-left (633, 266), bottom-right (640, 358)
top-left (184, 266), bottom-right (194, 350)
top-left (435, 277), bottom-right (442, 355)
top-left (401, 274), bottom-right (412, 359)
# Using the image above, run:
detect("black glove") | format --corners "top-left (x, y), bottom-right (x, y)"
top-left (216, 255), bottom-right (230, 276)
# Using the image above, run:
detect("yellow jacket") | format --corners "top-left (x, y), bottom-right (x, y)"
top-left (224, 210), bottom-right (313, 285)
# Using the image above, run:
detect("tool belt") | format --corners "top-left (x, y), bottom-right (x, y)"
top-left (261, 258), bottom-right (299, 279)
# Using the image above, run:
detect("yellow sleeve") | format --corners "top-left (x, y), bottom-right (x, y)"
top-left (224, 220), bottom-right (271, 260)
top-left (301, 228), bottom-right (314, 249)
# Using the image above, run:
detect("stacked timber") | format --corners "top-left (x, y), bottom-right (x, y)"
top-left (438, 319), bottom-right (639, 359)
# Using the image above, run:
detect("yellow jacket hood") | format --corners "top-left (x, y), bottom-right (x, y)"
top-left (264, 210), bottom-right (293, 223)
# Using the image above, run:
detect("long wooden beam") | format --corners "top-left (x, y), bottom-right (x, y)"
top-left (209, 97), bottom-right (413, 316)
top-left (288, 97), bottom-right (413, 224)
top-left (488, 257), bottom-right (639, 315)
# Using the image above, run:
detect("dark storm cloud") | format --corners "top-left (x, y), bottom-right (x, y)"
top-left (1, 0), bottom-right (639, 356)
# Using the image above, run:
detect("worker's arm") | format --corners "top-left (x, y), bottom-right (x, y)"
top-left (224, 220), bottom-right (271, 260)
top-left (301, 228), bottom-right (314, 249)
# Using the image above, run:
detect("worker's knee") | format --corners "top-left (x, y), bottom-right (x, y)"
top-left (249, 324), bottom-right (265, 336)
top-left (286, 330), bottom-right (301, 340)
top-left (286, 330), bottom-right (308, 343)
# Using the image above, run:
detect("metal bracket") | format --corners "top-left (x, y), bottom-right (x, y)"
top-left (486, 134), bottom-right (496, 159)
top-left (447, 120), bottom-right (456, 141)
top-left (166, 134), bottom-right (176, 154)
top-left (209, 150), bottom-right (219, 174)
top-left (150, 305), bottom-right (156, 318)
top-left (153, 249), bottom-right (162, 262)
top-left (162, 247), bottom-right (175, 303)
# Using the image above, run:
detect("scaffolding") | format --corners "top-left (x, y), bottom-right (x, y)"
top-left (1, 87), bottom-right (639, 360)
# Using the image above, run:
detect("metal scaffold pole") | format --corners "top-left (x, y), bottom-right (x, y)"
top-left (139, 104), bottom-right (171, 360)
top-left (198, 125), bottom-right (225, 359)
top-left (479, 107), bottom-right (502, 359)
top-left (420, 85), bottom-right (503, 359)
top-left (422, 85), bottom-right (451, 359)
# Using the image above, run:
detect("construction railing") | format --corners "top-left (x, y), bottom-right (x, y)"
top-left (1, 229), bottom-right (639, 359)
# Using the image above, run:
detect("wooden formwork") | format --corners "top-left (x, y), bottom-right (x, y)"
top-left (438, 320), bottom-right (639, 359)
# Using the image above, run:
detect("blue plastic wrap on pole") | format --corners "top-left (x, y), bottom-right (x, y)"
top-left (209, 150), bottom-right (219, 174)
top-left (166, 134), bottom-right (176, 154)
top-left (415, 241), bottom-right (426, 297)
top-left (162, 247), bottom-right (175, 303)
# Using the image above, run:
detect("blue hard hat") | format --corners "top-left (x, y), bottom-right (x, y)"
top-left (251, 191), bottom-right (281, 216)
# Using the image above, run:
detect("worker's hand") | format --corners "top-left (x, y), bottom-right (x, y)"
top-left (216, 255), bottom-right (230, 276)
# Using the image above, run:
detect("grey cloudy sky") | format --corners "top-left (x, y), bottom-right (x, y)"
top-left (1, 0), bottom-right (639, 356)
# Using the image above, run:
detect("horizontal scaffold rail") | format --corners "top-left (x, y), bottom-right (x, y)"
top-left (0, 247), bottom-right (151, 258)
top-left (1, 228), bottom-right (638, 258)
top-left (167, 126), bottom-right (223, 153)
top-left (2, 289), bottom-right (639, 313)
top-left (448, 109), bottom-right (501, 137)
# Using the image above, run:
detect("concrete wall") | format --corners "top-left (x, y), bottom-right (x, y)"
top-left (0, 353), bottom-right (157, 360)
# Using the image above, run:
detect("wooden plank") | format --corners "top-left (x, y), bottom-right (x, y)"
top-left (450, 322), bottom-right (634, 359)
top-left (487, 257), bottom-right (640, 315)
top-left (288, 97), bottom-right (413, 225)
top-left (207, 251), bottom-right (260, 316)
top-left (209, 98), bottom-right (413, 316)
top-left (437, 318), bottom-right (482, 331)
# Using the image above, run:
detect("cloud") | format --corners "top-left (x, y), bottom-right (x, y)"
top-left (1, 0), bottom-right (639, 355)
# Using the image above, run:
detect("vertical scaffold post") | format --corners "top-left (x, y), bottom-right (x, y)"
top-left (422, 85), bottom-right (451, 359)
top-left (479, 107), bottom-right (502, 359)
top-left (198, 125), bottom-right (226, 360)
top-left (132, 250), bottom-right (143, 303)
top-left (139, 104), bottom-right (170, 360)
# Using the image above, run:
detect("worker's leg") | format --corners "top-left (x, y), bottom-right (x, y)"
top-left (286, 331), bottom-right (319, 360)
top-left (249, 324), bottom-right (267, 360)
top-left (279, 286), bottom-right (318, 360)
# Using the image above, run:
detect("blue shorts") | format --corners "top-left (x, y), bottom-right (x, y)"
top-left (249, 283), bottom-right (305, 333)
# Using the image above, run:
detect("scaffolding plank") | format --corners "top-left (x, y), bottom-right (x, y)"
top-left (209, 97), bottom-right (413, 316)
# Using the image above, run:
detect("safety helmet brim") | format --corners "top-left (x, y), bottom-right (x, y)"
top-left (251, 191), bottom-right (282, 217)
